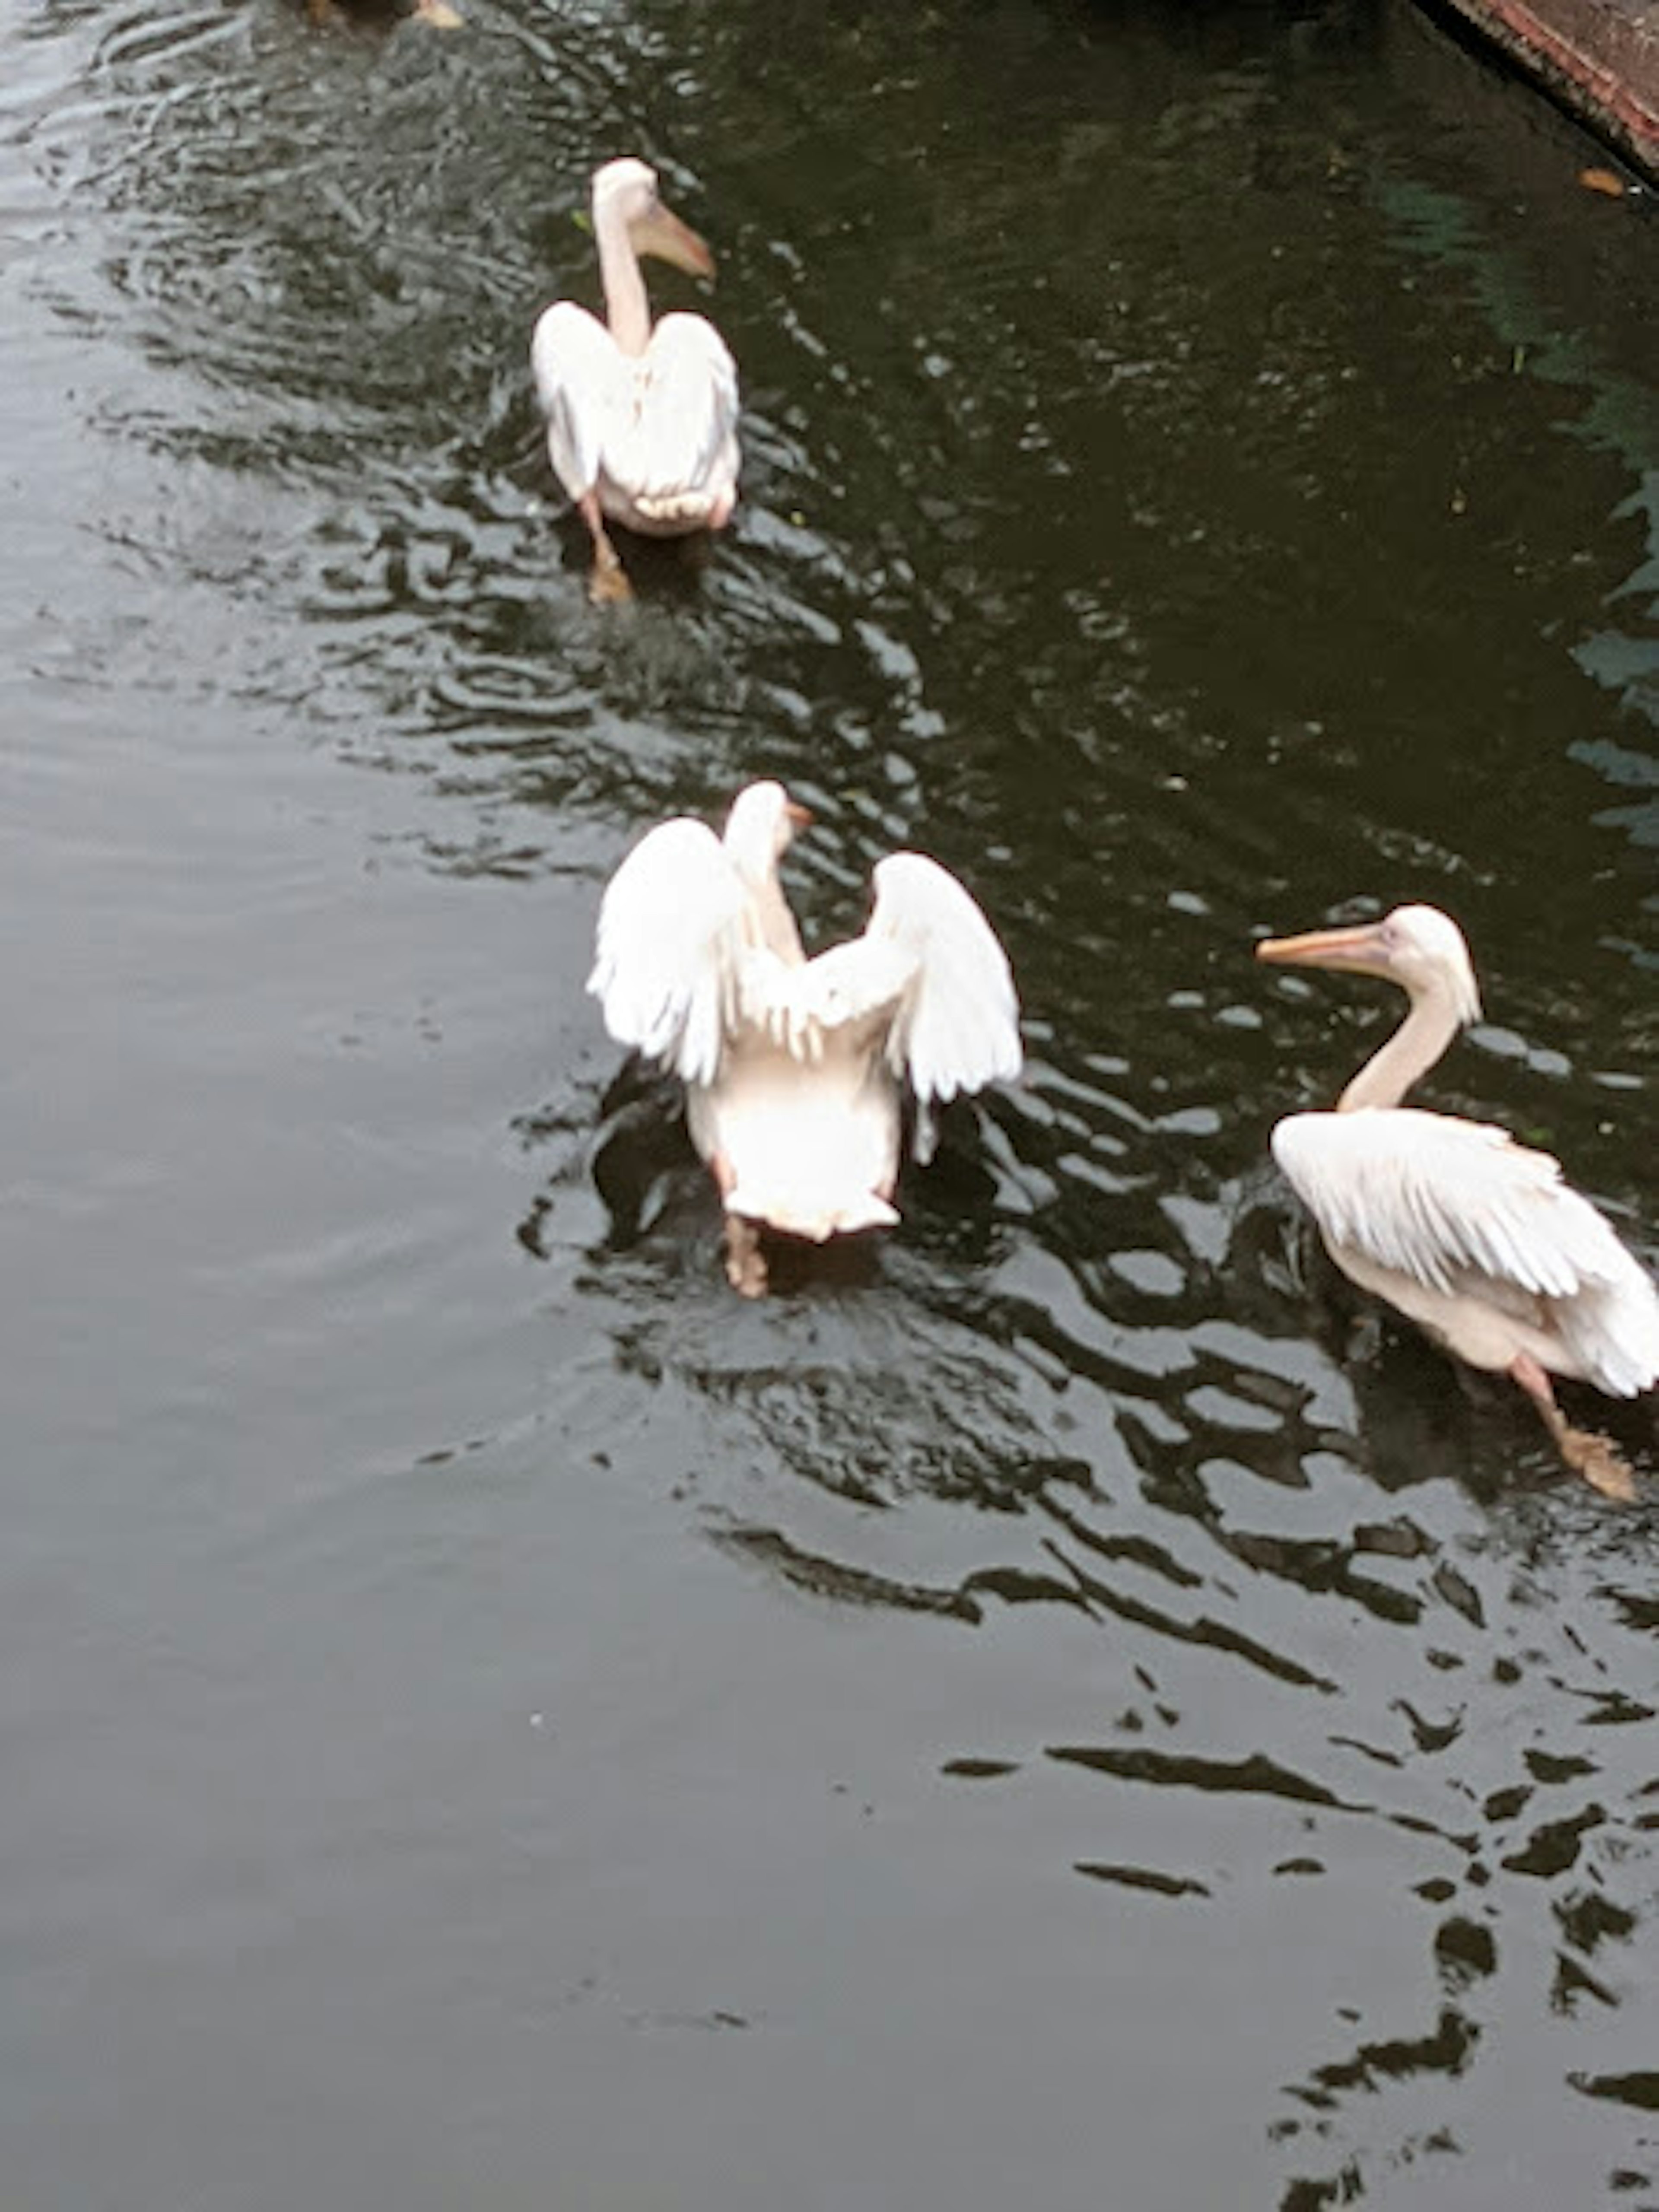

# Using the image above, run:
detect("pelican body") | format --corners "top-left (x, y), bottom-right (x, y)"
top-left (1258, 905), bottom-right (1659, 1497)
top-left (589, 782), bottom-right (1022, 1294)
top-left (531, 158), bottom-right (739, 602)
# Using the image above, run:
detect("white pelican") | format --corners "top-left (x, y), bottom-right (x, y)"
top-left (589, 782), bottom-right (1022, 1295)
top-left (1257, 905), bottom-right (1659, 1499)
top-left (531, 158), bottom-right (739, 604)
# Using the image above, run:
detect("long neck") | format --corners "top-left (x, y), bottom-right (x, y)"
top-left (1338, 985), bottom-right (1462, 1112)
top-left (725, 823), bottom-right (807, 967)
top-left (594, 205), bottom-right (652, 356)
top-left (739, 866), bottom-right (806, 967)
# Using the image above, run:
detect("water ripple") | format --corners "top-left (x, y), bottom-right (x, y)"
top-left (9, 0), bottom-right (1658, 2203)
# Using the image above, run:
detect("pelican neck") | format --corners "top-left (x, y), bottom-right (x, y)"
top-left (594, 207), bottom-right (652, 357)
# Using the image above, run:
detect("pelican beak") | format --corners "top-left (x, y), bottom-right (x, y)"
top-left (785, 800), bottom-right (814, 830)
top-left (1256, 919), bottom-right (1393, 980)
top-left (634, 204), bottom-right (716, 281)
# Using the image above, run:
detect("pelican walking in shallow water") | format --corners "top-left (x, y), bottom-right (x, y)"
top-left (1257, 905), bottom-right (1659, 1498)
top-left (589, 782), bottom-right (1021, 1295)
top-left (531, 158), bottom-right (739, 604)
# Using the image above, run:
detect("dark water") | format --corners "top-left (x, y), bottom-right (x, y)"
top-left (3, 0), bottom-right (1656, 2204)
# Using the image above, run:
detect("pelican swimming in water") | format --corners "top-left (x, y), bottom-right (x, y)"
top-left (1257, 904), bottom-right (1659, 1498)
top-left (531, 158), bottom-right (739, 604)
top-left (589, 782), bottom-right (1022, 1295)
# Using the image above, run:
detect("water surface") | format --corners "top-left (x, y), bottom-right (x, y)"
top-left (2, 1), bottom-right (1656, 2206)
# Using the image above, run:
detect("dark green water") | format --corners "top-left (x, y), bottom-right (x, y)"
top-left (2, 1), bottom-right (1656, 2205)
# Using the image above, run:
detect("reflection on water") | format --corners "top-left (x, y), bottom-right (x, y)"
top-left (3, 0), bottom-right (1657, 2205)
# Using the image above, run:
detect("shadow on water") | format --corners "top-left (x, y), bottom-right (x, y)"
top-left (5, 0), bottom-right (1659, 2203)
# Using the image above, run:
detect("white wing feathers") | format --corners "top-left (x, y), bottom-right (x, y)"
top-left (1273, 1107), bottom-right (1659, 1394)
top-left (587, 820), bottom-right (749, 1087)
top-left (869, 853), bottom-right (1023, 1104)
top-left (530, 302), bottom-right (611, 504)
top-left (590, 837), bottom-right (1021, 1117)
top-left (627, 314), bottom-right (739, 522)
top-left (1562, 1262), bottom-right (1659, 1399)
top-left (530, 304), bottom-right (737, 518)
top-left (745, 933), bottom-right (919, 1063)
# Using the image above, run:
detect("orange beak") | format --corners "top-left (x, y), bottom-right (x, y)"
top-left (785, 800), bottom-right (814, 830)
top-left (1255, 919), bottom-right (1394, 982)
top-left (632, 204), bottom-right (715, 281)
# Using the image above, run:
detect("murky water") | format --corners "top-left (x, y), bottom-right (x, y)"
top-left (3, 0), bottom-right (1656, 2205)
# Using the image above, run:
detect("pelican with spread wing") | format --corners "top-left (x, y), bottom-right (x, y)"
top-left (531, 158), bottom-right (739, 604)
top-left (1257, 904), bottom-right (1659, 1498)
top-left (590, 782), bottom-right (1022, 1294)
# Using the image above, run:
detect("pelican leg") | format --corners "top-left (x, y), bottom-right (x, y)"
top-left (723, 1214), bottom-right (769, 1298)
top-left (709, 1152), bottom-right (767, 1298)
top-left (579, 491), bottom-right (632, 606)
top-left (1507, 1353), bottom-right (1637, 1503)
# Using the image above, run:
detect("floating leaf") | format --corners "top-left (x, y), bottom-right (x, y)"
top-left (1578, 167), bottom-right (1626, 198)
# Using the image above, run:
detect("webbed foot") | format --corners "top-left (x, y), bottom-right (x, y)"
top-left (1508, 1353), bottom-right (1638, 1503)
top-left (723, 1216), bottom-right (769, 1299)
top-left (589, 551), bottom-right (632, 606)
top-left (1555, 1423), bottom-right (1638, 1504)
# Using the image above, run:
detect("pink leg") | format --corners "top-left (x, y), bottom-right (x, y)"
top-left (1508, 1354), bottom-right (1637, 1503)
top-left (723, 1214), bottom-right (768, 1299)
top-left (709, 1155), bottom-right (767, 1297)
top-left (579, 491), bottom-right (631, 605)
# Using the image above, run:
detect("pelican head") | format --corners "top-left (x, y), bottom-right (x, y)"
top-left (1257, 903), bottom-right (1482, 1026)
top-left (722, 781), bottom-right (812, 887)
top-left (591, 157), bottom-right (715, 280)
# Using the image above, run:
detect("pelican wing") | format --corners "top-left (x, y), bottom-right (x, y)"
top-left (530, 302), bottom-right (617, 503)
top-left (868, 852), bottom-right (1022, 1104)
top-left (1274, 1106), bottom-right (1643, 1296)
top-left (623, 312), bottom-right (740, 518)
top-left (588, 819), bottom-right (750, 1086)
top-left (1275, 1107), bottom-right (1659, 1395)
top-left (741, 933), bottom-right (921, 1063)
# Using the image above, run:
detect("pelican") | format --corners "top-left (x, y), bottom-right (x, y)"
top-left (531, 158), bottom-right (739, 604)
top-left (304, 0), bottom-right (460, 27)
top-left (589, 782), bottom-right (1022, 1295)
top-left (1257, 904), bottom-right (1658, 1499)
